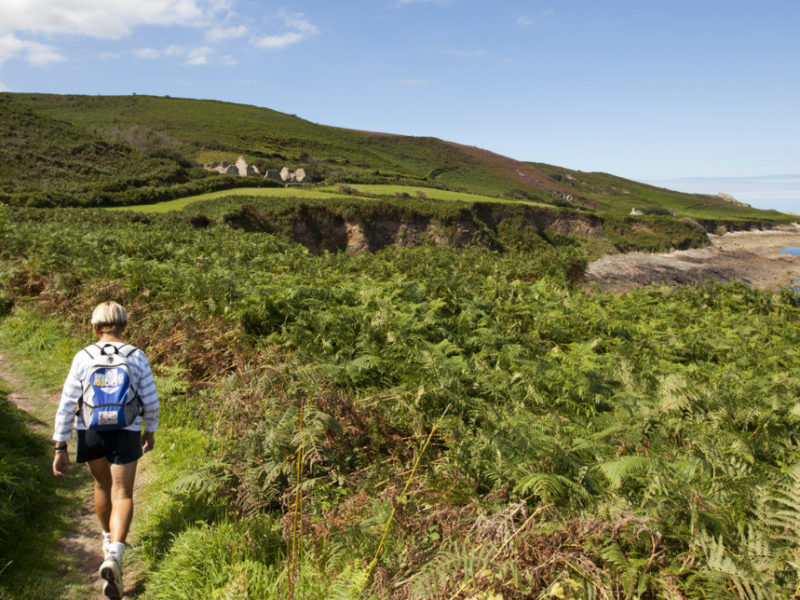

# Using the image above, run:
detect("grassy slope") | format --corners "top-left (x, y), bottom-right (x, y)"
top-left (110, 184), bottom-right (552, 214)
top-left (531, 162), bottom-right (790, 220)
top-left (3, 92), bottom-right (791, 223)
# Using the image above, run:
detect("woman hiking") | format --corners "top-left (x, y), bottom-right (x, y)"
top-left (52, 301), bottom-right (159, 599)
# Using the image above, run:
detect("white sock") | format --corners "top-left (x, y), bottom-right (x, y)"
top-left (108, 542), bottom-right (126, 564)
top-left (102, 531), bottom-right (111, 553)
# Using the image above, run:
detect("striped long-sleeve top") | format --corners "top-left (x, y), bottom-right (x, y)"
top-left (53, 342), bottom-right (159, 442)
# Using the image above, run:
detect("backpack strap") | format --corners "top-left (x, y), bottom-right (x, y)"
top-left (117, 345), bottom-right (141, 410)
top-left (119, 344), bottom-right (138, 358)
top-left (82, 344), bottom-right (101, 359)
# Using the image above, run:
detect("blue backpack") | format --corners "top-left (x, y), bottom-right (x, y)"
top-left (79, 344), bottom-right (142, 431)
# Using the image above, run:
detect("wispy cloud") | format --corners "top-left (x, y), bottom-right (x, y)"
top-left (542, 8), bottom-right (555, 18)
top-left (252, 12), bottom-right (318, 50)
top-left (397, 0), bottom-right (448, 5)
top-left (0, 0), bottom-right (232, 67)
top-left (206, 25), bottom-right (248, 42)
top-left (254, 32), bottom-right (303, 49)
top-left (185, 46), bottom-right (213, 66)
top-left (517, 16), bottom-right (533, 26)
top-left (134, 43), bottom-right (217, 66)
top-left (0, 80), bottom-right (7, 91)
top-left (133, 47), bottom-right (160, 59)
top-left (0, 33), bottom-right (65, 66)
top-left (0, 2), bottom-right (319, 68)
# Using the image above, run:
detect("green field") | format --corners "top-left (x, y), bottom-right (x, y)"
top-left (111, 183), bottom-right (555, 214)
top-left (321, 183), bottom-right (553, 206)
top-left (109, 187), bottom-right (344, 212)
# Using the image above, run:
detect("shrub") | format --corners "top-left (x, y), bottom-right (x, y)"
top-left (337, 183), bottom-right (358, 195)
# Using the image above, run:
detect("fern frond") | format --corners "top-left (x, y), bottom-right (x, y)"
top-left (514, 471), bottom-right (590, 504)
top-left (598, 455), bottom-right (651, 489)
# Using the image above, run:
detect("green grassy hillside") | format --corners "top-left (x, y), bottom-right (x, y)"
top-left (1, 92), bottom-right (791, 224)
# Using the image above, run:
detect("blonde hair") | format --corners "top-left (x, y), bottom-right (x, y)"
top-left (91, 301), bottom-right (127, 332)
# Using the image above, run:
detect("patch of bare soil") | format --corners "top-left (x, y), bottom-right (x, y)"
top-left (586, 223), bottom-right (800, 293)
top-left (0, 352), bottom-right (147, 599)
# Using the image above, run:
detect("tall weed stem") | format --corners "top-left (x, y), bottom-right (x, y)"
top-left (361, 404), bottom-right (450, 598)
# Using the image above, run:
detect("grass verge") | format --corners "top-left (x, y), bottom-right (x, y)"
top-left (0, 311), bottom-right (97, 600)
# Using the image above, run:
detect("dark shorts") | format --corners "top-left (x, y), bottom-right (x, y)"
top-left (76, 429), bottom-right (143, 465)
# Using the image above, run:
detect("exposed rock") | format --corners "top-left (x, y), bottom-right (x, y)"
top-left (247, 165), bottom-right (260, 176)
top-left (630, 208), bottom-right (643, 216)
top-left (280, 167), bottom-right (291, 182)
top-left (586, 229), bottom-right (800, 292)
top-left (345, 222), bottom-right (369, 254)
top-left (294, 168), bottom-right (307, 183)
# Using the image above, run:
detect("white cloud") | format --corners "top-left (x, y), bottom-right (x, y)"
top-left (542, 8), bottom-right (555, 18)
top-left (0, 0), bottom-right (226, 66)
top-left (185, 46), bottom-right (212, 65)
top-left (205, 24), bottom-right (248, 42)
top-left (134, 47), bottom-right (161, 59)
top-left (282, 13), bottom-right (318, 36)
top-left (0, 0), bottom-right (212, 39)
top-left (517, 16), bottom-right (533, 26)
top-left (0, 33), bottom-right (65, 66)
top-left (253, 31), bottom-right (302, 49)
top-left (0, 80), bottom-right (7, 91)
top-left (141, 43), bottom-right (214, 65)
top-left (0, 2), bottom-right (318, 67)
top-left (252, 12), bottom-right (317, 50)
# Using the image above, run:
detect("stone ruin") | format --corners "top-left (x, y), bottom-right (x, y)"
top-left (203, 156), bottom-right (308, 184)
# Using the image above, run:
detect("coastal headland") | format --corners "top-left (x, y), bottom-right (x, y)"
top-left (587, 223), bottom-right (800, 292)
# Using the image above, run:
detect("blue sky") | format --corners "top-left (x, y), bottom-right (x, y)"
top-left (1, 0), bottom-right (798, 212)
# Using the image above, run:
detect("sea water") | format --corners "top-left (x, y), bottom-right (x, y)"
top-left (782, 247), bottom-right (800, 290)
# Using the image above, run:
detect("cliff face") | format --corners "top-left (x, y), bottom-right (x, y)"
top-left (217, 201), bottom-right (707, 256)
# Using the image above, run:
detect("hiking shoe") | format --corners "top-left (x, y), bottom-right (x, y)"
top-left (99, 555), bottom-right (123, 599)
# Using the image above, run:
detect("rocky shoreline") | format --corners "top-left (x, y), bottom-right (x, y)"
top-left (586, 223), bottom-right (800, 292)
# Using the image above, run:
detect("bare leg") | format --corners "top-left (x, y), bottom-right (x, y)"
top-left (87, 458), bottom-right (112, 533)
top-left (109, 461), bottom-right (137, 544)
top-left (88, 458), bottom-right (138, 544)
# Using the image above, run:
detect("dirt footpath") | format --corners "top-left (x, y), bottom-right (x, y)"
top-left (586, 223), bottom-right (800, 292)
top-left (0, 352), bottom-right (147, 599)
